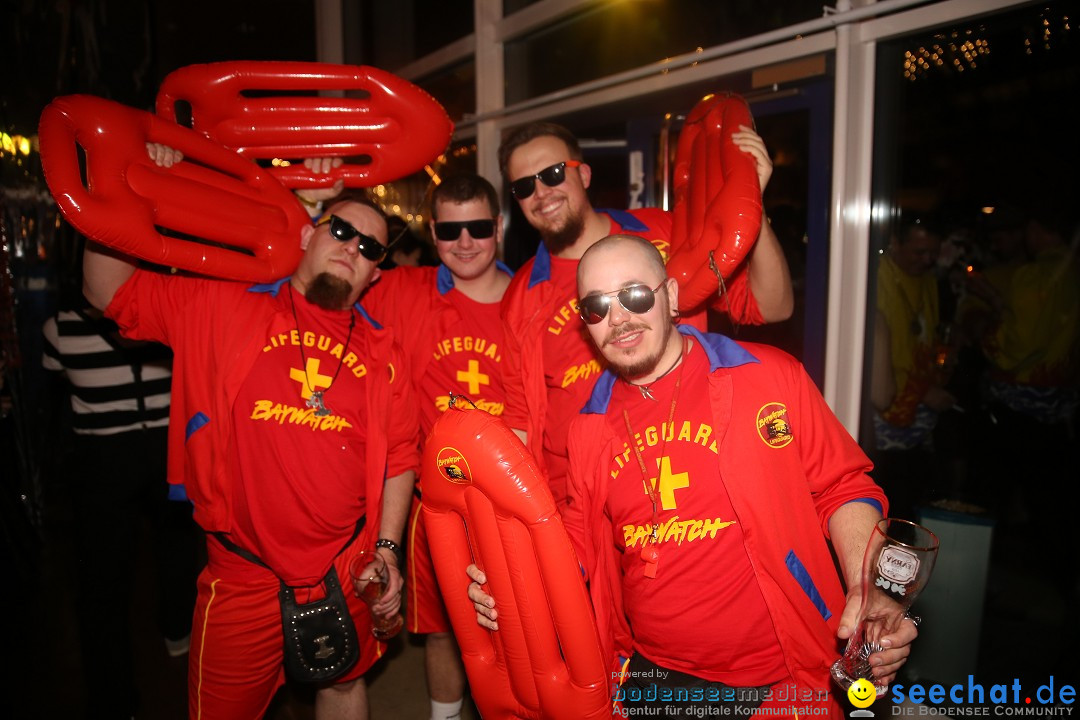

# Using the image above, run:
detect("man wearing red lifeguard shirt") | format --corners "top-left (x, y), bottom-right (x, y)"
top-left (497, 122), bottom-right (792, 508)
top-left (471, 235), bottom-right (918, 716)
top-left (361, 174), bottom-right (512, 720)
top-left (83, 187), bottom-right (417, 720)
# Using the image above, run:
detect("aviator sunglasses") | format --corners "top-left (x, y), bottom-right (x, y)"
top-left (316, 214), bottom-right (390, 263)
top-left (433, 219), bottom-right (496, 241)
top-left (509, 160), bottom-right (583, 199)
top-left (578, 282), bottom-right (667, 325)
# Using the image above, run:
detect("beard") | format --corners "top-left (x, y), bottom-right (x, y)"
top-left (603, 320), bottom-right (676, 380)
top-left (304, 272), bottom-right (353, 310)
top-left (539, 205), bottom-right (586, 256)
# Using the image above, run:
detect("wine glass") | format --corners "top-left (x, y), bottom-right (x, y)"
top-left (830, 518), bottom-right (939, 697)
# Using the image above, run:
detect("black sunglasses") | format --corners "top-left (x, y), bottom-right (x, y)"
top-left (509, 160), bottom-right (582, 199)
top-left (578, 282), bottom-right (666, 325)
top-left (433, 219), bottom-right (496, 241)
top-left (316, 214), bottom-right (389, 263)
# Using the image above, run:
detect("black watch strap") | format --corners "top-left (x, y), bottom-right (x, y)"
top-left (375, 538), bottom-right (403, 567)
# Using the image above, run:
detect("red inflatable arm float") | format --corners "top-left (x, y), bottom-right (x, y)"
top-left (666, 93), bottom-right (763, 312)
top-left (156, 61), bottom-right (454, 189)
top-left (421, 402), bottom-right (610, 720)
top-left (39, 95), bottom-right (309, 282)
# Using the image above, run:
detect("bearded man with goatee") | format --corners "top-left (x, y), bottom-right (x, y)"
top-left (496, 121), bottom-right (793, 508)
top-left (83, 171), bottom-right (418, 720)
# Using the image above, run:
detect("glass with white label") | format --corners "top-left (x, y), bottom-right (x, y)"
top-left (830, 518), bottom-right (939, 697)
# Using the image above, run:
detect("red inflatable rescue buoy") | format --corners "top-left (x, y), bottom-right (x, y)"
top-left (156, 61), bottom-right (454, 189)
top-left (38, 94), bottom-right (308, 282)
top-left (667, 93), bottom-right (763, 312)
top-left (421, 402), bottom-right (610, 720)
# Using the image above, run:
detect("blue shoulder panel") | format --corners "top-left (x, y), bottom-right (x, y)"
top-left (599, 208), bottom-right (650, 233)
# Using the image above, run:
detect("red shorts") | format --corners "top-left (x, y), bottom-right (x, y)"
top-left (405, 495), bottom-right (451, 634)
top-left (188, 542), bottom-right (386, 719)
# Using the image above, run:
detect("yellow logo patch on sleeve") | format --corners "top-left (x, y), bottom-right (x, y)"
top-left (756, 402), bottom-right (793, 448)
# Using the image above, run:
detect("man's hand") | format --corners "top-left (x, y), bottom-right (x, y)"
top-left (731, 124), bottom-right (773, 194)
top-left (146, 142), bottom-right (183, 167)
top-left (837, 589), bottom-right (920, 685)
top-left (372, 554), bottom-right (403, 617)
top-left (466, 563), bottom-right (499, 631)
top-left (296, 157), bottom-right (346, 208)
top-left (353, 551), bottom-right (403, 618)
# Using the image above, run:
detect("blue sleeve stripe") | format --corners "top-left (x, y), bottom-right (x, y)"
top-left (785, 549), bottom-right (832, 620)
top-left (847, 497), bottom-right (884, 515)
top-left (185, 411), bottom-right (209, 441)
top-left (167, 483), bottom-right (190, 502)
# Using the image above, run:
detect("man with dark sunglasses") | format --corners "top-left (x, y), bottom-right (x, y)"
top-left (358, 173), bottom-right (513, 720)
top-left (496, 121), bottom-right (793, 508)
top-left (82, 145), bottom-right (419, 719)
top-left (469, 234), bottom-right (916, 717)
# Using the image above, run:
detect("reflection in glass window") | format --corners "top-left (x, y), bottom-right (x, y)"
top-left (503, 0), bottom-right (540, 15)
top-left (863, 0), bottom-right (1079, 625)
top-left (417, 61), bottom-right (477, 123)
top-left (351, 0), bottom-right (473, 69)
top-left (504, 0), bottom-right (822, 103)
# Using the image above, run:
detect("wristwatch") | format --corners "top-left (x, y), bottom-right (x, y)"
top-left (375, 538), bottom-right (403, 567)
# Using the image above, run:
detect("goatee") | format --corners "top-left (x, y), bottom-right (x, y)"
top-left (305, 272), bottom-right (353, 310)
top-left (606, 319), bottom-right (677, 381)
top-left (540, 207), bottom-right (586, 256)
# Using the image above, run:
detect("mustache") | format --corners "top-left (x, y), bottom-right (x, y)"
top-left (604, 322), bottom-right (649, 346)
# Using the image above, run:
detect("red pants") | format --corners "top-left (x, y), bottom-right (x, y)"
top-left (188, 542), bottom-right (385, 719)
top-left (405, 495), bottom-right (451, 634)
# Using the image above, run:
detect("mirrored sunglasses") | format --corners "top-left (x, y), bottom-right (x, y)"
top-left (433, 219), bottom-right (496, 241)
top-left (316, 214), bottom-right (389, 263)
top-left (509, 160), bottom-right (583, 199)
top-left (578, 282), bottom-right (667, 325)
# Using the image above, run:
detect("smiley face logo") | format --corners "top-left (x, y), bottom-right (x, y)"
top-left (847, 678), bottom-right (877, 709)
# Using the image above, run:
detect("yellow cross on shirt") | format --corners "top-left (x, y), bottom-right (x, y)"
top-left (648, 456), bottom-right (690, 510)
top-left (290, 358), bottom-right (334, 399)
top-left (457, 359), bottom-right (490, 395)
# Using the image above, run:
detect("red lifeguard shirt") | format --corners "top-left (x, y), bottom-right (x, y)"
top-left (229, 288), bottom-right (416, 586)
top-left (417, 288), bottom-right (505, 435)
top-left (527, 256), bottom-right (605, 495)
top-left (603, 340), bottom-right (787, 685)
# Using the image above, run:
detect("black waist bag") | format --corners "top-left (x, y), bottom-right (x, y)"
top-left (213, 518), bottom-right (364, 684)
top-left (278, 565), bottom-right (359, 683)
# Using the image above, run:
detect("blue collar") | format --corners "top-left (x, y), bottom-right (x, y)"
top-left (248, 276), bottom-right (291, 296)
top-left (580, 325), bottom-right (759, 414)
top-left (527, 242), bottom-right (552, 288)
top-left (437, 261), bottom-right (514, 295)
top-left (248, 276), bottom-right (381, 329)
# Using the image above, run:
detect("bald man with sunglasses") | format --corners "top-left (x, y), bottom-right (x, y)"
top-left (497, 121), bottom-right (793, 508)
top-left (83, 147), bottom-right (420, 719)
top-left (358, 173), bottom-right (513, 720)
top-left (470, 234), bottom-right (915, 717)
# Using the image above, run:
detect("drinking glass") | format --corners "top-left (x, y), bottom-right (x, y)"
top-left (349, 548), bottom-right (403, 641)
top-left (830, 518), bottom-right (939, 697)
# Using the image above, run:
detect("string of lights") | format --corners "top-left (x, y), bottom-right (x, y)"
top-left (903, 8), bottom-right (1072, 82)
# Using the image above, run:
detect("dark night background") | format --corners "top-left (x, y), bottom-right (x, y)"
top-left (1, 0), bottom-right (316, 133)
